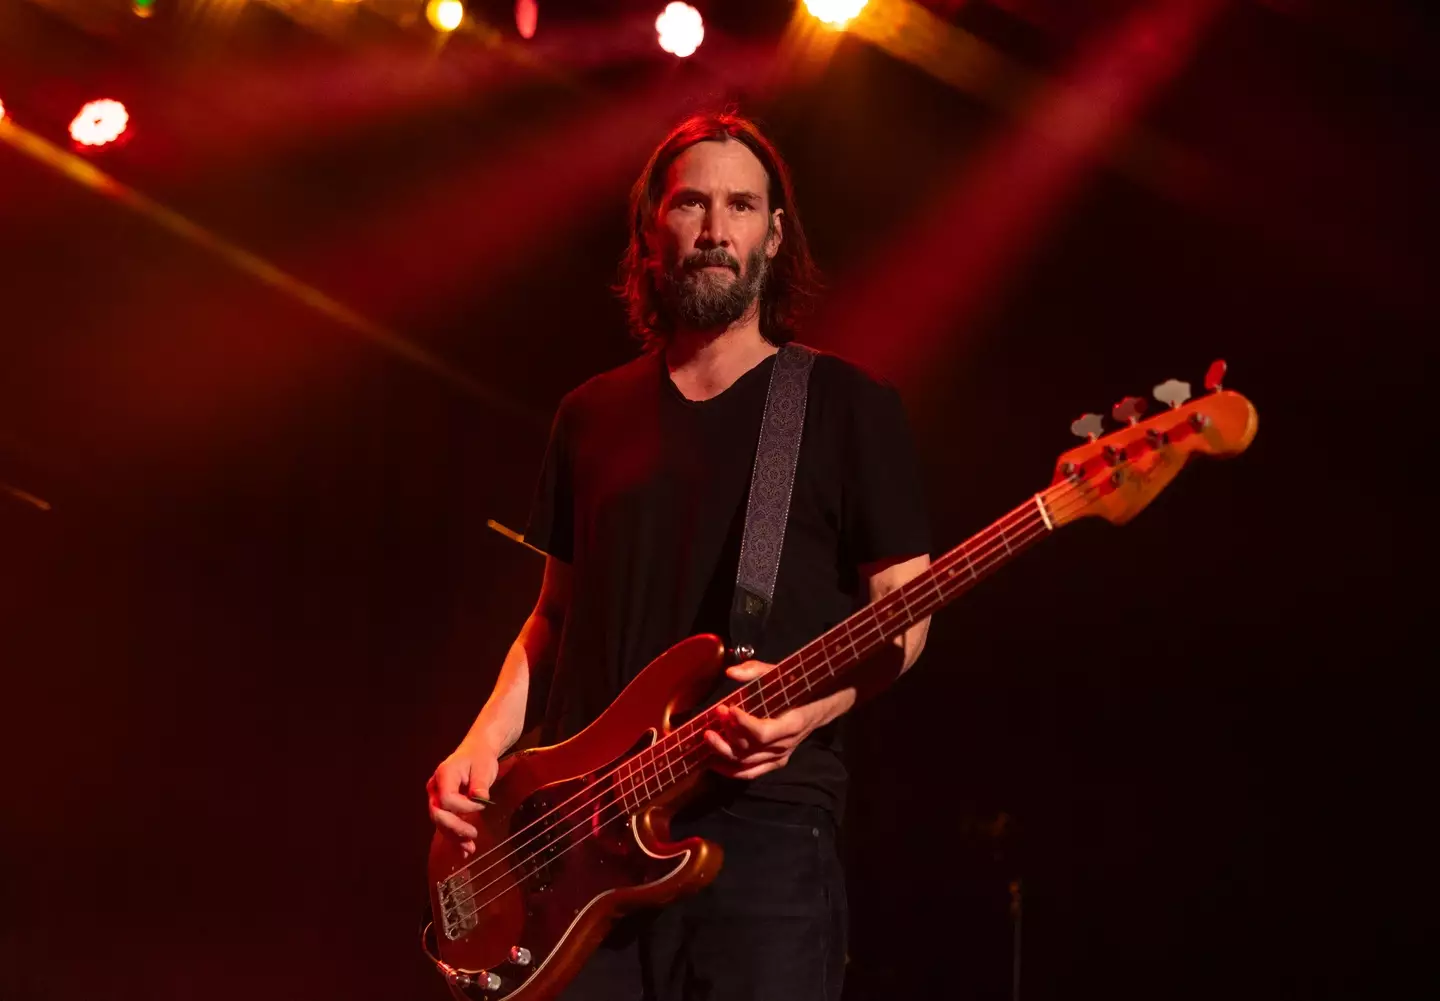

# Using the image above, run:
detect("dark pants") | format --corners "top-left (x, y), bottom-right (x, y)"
top-left (561, 797), bottom-right (847, 1001)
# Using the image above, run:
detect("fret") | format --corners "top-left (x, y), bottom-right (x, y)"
top-left (631, 759), bottom-right (646, 810)
top-left (775, 661), bottom-right (793, 710)
top-left (904, 575), bottom-right (932, 620)
top-left (815, 638), bottom-right (836, 692)
top-left (784, 663), bottom-right (803, 709)
top-left (792, 651), bottom-right (811, 694)
top-left (779, 662), bottom-right (799, 708)
top-left (637, 757), bottom-right (654, 804)
top-left (856, 606), bottom-right (878, 659)
top-left (617, 763), bottom-right (633, 814)
top-left (773, 669), bottom-right (793, 712)
top-left (628, 757), bottom-right (645, 807)
top-left (816, 641), bottom-right (836, 678)
top-left (796, 653), bottom-right (817, 696)
top-left (843, 618), bottom-right (860, 663)
top-left (800, 652), bottom-right (821, 693)
top-left (891, 588), bottom-right (909, 631)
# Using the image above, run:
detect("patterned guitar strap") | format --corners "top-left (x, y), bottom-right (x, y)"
top-left (728, 342), bottom-right (816, 663)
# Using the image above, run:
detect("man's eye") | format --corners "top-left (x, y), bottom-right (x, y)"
top-left (731, 201), bottom-right (753, 212)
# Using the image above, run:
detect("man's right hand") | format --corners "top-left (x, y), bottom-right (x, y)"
top-left (427, 746), bottom-right (500, 856)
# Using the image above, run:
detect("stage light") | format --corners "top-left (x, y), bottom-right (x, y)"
top-left (426, 0), bottom-right (464, 33)
top-left (804, 0), bottom-right (868, 28)
top-left (132, 0), bottom-right (155, 18)
top-left (515, 0), bottom-right (537, 39)
top-left (0, 97), bottom-right (6, 123)
top-left (70, 99), bottom-right (129, 147)
top-left (656, 2), bottom-right (703, 57)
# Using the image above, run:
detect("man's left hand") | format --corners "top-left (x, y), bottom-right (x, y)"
top-left (702, 661), bottom-right (856, 780)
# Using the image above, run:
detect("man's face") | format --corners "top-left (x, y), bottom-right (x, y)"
top-left (650, 138), bottom-right (784, 332)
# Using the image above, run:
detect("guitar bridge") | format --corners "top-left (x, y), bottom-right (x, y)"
top-left (437, 875), bottom-right (479, 941)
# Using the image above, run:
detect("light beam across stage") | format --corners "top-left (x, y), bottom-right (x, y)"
top-left (0, 115), bottom-right (540, 423)
top-left (818, 0), bottom-right (1230, 380)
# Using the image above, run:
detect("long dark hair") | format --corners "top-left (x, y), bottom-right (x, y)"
top-left (617, 110), bottom-right (822, 350)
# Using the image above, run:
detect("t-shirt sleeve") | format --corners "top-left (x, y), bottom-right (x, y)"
top-left (523, 400), bottom-right (575, 564)
top-left (841, 377), bottom-right (931, 568)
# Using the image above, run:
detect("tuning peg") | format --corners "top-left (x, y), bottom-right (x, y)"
top-left (1153, 379), bottom-right (1191, 409)
top-left (1112, 396), bottom-right (1147, 426)
top-left (1204, 359), bottom-right (1227, 392)
top-left (1070, 413), bottom-right (1104, 442)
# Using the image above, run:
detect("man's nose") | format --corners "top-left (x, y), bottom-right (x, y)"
top-left (699, 206), bottom-right (731, 248)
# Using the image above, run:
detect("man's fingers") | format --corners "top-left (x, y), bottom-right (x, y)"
top-left (704, 729), bottom-right (737, 760)
top-left (730, 706), bottom-right (795, 745)
top-left (708, 728), bottom-right (778, 778)
top-left (734, 748), bottom-right (788, 767)
top-left (725, 659), bottom-right (777, 682)
top-left (729, 706), bottom-right (766, 736)
top-left (438, 790), bottom-right (485, 817)
top-left (430, 807), bottom-right (480, 842)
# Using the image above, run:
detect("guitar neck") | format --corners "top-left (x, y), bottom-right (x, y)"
top-left (613, 489), bottom-right (1065, 809)
top-left (740, 492), bottom-right (1057, 718)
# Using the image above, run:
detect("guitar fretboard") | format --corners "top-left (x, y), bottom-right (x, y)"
top-left (608, 486), bottom-right (1070, 812)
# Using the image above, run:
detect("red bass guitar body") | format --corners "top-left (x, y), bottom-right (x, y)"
top-left (425, 634), bottom-right (730, 1001)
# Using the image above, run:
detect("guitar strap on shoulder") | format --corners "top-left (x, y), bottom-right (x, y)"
top-left (728, 342), bottom-right (816, 663)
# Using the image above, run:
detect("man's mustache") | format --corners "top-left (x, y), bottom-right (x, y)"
top-left (682, 250), bottom-right (740, 273)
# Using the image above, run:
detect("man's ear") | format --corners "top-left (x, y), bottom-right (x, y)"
top-left (766, 208), bottom-right (784, 259)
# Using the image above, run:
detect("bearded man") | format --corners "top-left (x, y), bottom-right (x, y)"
top-left (428, 111), bottom-right (932, 1001)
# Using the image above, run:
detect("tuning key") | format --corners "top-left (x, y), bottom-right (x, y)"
top-left (1070, 413), bottom-right (1104, 442)
top-left (1204, 359), bottom-right (1227, 392)
top-left (1153, 379), bottom-right (1191, 409)
top-left (1112, 396), bottom-right (1146, 426)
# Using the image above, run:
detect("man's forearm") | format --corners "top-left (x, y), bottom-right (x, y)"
top-left (458, 612), bottom-right (559, 756)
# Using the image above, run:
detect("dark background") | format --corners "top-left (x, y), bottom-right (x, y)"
top-left (0, 1), bottom-right (1430, 998)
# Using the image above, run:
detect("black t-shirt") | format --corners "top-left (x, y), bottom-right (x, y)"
top-left (524, 347), bottom-right (930, 817)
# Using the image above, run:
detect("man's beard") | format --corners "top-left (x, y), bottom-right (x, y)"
top-left (657, 244), bottom-right (770, 332)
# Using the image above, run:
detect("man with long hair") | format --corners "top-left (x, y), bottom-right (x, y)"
top-left (428, 110), bottom-right (932, 1000)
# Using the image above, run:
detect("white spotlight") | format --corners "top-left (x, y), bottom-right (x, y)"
top-left (656, 3), bottom-right (703, 58)
top-left (426, 0), bottom-right (464, 33)
top-left (804, 0), bottom-right (868, 28)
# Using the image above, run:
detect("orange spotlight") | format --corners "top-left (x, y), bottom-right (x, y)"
top-left (656, 3), bottom-right (703, 57)
top-left (426, 0), bottom-right (464, 33)
top-left (70, 99), bottom-right (129, 147)
top-left (516, 0), bottom-right (537, 39)
top-left (0, 97), bottom-right (6, 122)
top-left (804, 0), bottom-right (868, 28)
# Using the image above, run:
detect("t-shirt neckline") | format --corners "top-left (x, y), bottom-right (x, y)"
top-left (659, 349), bottom-right (778, 409)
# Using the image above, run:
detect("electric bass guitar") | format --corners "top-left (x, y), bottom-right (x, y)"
top-left (423, 361), bottom-right (1258, 1000)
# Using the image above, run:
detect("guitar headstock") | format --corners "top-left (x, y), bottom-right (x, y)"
top-left (1046, 362), bottom-right (1258, 528)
